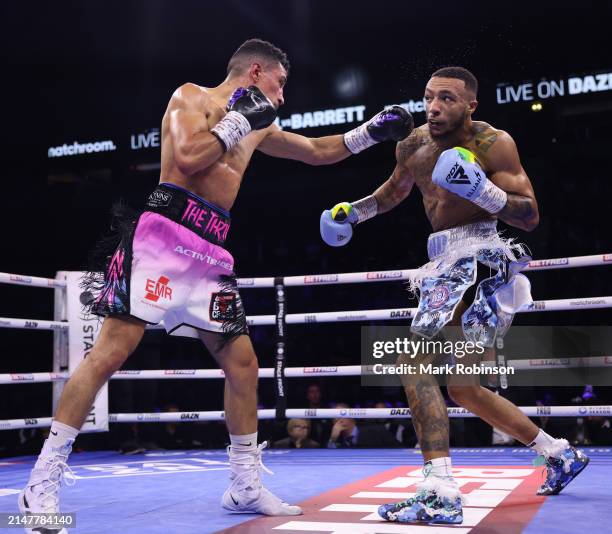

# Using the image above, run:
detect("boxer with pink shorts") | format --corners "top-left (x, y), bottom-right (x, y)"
top-left (89, 183), bottom-right (247, 340)
top-left (21, 39), bottom-right (413, 523)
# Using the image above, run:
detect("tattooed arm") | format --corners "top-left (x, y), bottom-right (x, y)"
top-left (319, 129), bottom-right (421, 247)
top-left (486, 131), bottom-right (539, 231)
top-left (372, 130), bottom-right (419, 214)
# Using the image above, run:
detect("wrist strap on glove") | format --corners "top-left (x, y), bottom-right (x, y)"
top-left (344, 124), bottom-right (376, 154)
top-left (352, 195), bottom-right (378, 223)
top-left (473, 180), bottom-right (508, 214)
top-left (211, 111), bottom-right (252, 151)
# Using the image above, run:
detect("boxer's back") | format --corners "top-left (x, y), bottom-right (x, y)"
top-left (159, 83), bottom-right (269, 211)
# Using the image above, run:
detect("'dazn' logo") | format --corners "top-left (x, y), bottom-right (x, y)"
top-left (145, 276), bottom-right (173, 302)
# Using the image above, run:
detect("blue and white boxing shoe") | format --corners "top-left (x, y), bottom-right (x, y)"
top-left (378, 464), bottom-right (464, 524)
top-left (536, 442), bottom-right (590, 496)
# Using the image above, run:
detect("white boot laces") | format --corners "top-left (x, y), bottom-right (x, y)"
top-left (38, 456), bottom-right (76, 512)
top-left (227, 441), bottom-right (274, 490)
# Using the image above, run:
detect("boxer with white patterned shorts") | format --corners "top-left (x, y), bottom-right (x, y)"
top-left (321, 66), bottom-right (589, 525)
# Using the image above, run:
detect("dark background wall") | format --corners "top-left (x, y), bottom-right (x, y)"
top-left (1, 1), bottom-right (611, 451)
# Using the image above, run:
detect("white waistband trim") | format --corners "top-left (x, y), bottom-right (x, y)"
top-left (408, 221), bottom-right (528, 292)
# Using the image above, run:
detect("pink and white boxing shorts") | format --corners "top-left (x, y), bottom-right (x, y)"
top-left (88, 183), bottom-right (248, 339)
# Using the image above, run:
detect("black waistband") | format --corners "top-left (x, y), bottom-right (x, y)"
top-left (144, 184), bottom-right (231, 246)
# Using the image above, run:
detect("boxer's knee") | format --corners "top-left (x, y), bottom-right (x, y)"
top-left (447, 384), bottom-right (486, 407)
top-left (86, 345), bottom-right (129, 381)
top-left (220, 338), bottom-right (259, 386)
top-left (83, 316), bottom-right (144, 381)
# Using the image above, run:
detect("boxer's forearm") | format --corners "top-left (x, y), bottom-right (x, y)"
top-left (304, 135), bottom-right (351, 165)
top-left (258, 130), bottom-right (351, 165)
top-left (373, 174), bottom-right (414, 214)
top-left (497, 193), bottom-right (539, 232)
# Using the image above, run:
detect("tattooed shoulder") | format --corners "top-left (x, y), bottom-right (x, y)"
top-left (473, 122), bottom-right (499, 153)
top-left (397, 126), bottom-right (426, 164)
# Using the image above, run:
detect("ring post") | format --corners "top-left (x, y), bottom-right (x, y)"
top-left (274, 276), bottom-right (287, 419)
top-left (59, 271), bottom-right (109, 432)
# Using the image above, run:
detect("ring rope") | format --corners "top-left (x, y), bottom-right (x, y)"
top-left (1, 253), bottom-right (611, 431)
top-left (2, 355), bottom-right (610, 385)
top-left (0, 253), bottom-right (610, 290)
top-left (1, 405), bottom-right (610, 431)
top-left (2, 295), bottom-right (611, 333)
top-left (0, 272), bottom-right (66, 289)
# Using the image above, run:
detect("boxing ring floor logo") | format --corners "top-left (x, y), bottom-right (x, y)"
top-left (65, 458), bottom-right (230, 479)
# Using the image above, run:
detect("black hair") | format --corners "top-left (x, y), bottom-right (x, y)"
top-left (431, 66), bottom-right (478, 96)
top-left (227, 38), bottom-right (290, 76)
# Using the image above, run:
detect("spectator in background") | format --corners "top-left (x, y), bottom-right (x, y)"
top-left (375, 401), bottom-right (416, 447)
top-left (585, 416), bottom-right (612, 444)
top-left (307, 383), bottom-right (322, 408)
top-left (16, 428), bottom-right (47, 456)
top-left (305, 383), bottom-right (331, 444)
top-left (327, 404), bottom-right (402, 448)
top-left (273, 419), bottom-right (320, 449)
top-left (156, 403), bottom-right (202, 450)
top-left (570, 386), bottom-right (612, 445)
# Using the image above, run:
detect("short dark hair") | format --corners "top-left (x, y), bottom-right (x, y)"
top-left (227, 38), bottom-right (290, 76)
top-left (431, 66), bottom-right (478, 96)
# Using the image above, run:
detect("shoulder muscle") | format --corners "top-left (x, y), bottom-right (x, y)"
top-left (473, 122), bottom-right (500, 154)
top-left (396, 126), bottom-right (426, 166)
top-left (484, 129), bottom-right (522, 173)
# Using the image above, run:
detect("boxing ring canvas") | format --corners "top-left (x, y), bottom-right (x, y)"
top-left (1, 448), bottom-right (610, 533)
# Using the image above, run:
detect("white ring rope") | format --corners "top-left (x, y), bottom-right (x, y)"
top-left (1, 253), bottom-right (611, 432)
top-left (0, 272), bottom-right (66, 289)
top-left (236, 254), bottom-right (612, 288)
top-left (2, 295), bottom-right (611, 332)
top-left (2, 355), bottom-right (611, 385)
top-left (1, 405), bottom-right (611, 431)
top-left (244, 296), bottom-right (612, 326)
top-left (0, 254), bottom-right (610, 290)
top-left (0, 318), bottom-right (68, 331)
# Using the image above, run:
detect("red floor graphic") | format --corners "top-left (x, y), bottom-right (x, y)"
top-left (219, 466), bottom-right (546, 533)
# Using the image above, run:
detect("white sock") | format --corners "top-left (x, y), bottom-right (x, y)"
top-left (529, 429), bottom-right (568, 457)
top-left (229, 432), bottom-right (258, 452)
top-left (426, 456), bottom-right (453, 478)
top-left (40, 421), bottom-right (78, 458)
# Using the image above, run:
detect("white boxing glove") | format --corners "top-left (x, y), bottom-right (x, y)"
top-left (432, 147), bottom-right (507, 214)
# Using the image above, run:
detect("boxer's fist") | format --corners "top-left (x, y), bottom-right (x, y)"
top-left (344, 106), bottom-right (413, 154)
top-left (211, 86), bottom-right (277, 151)
top-left (227, 85), bottom-right (277, 130)
top-left (432, 147), bottom-right (485, 197)
top-left (320, 196), bottom-right (378, 246)
top-left (366, 106), bottom-right (414, 143)
top-left (432, 147), bottom-right (507, 213)
top-left (330, 202), bottom-right (359, 224)
top-left (320, 204), bottom-right (355, 247)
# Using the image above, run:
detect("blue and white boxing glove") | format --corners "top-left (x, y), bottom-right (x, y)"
top-left (320, 196), bottom-right (378, 247)
top-left (432, 147), bottom-right (508, 213)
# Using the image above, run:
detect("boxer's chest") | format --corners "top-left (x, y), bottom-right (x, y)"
top-left (412, 137), bottom-right (493, 195)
